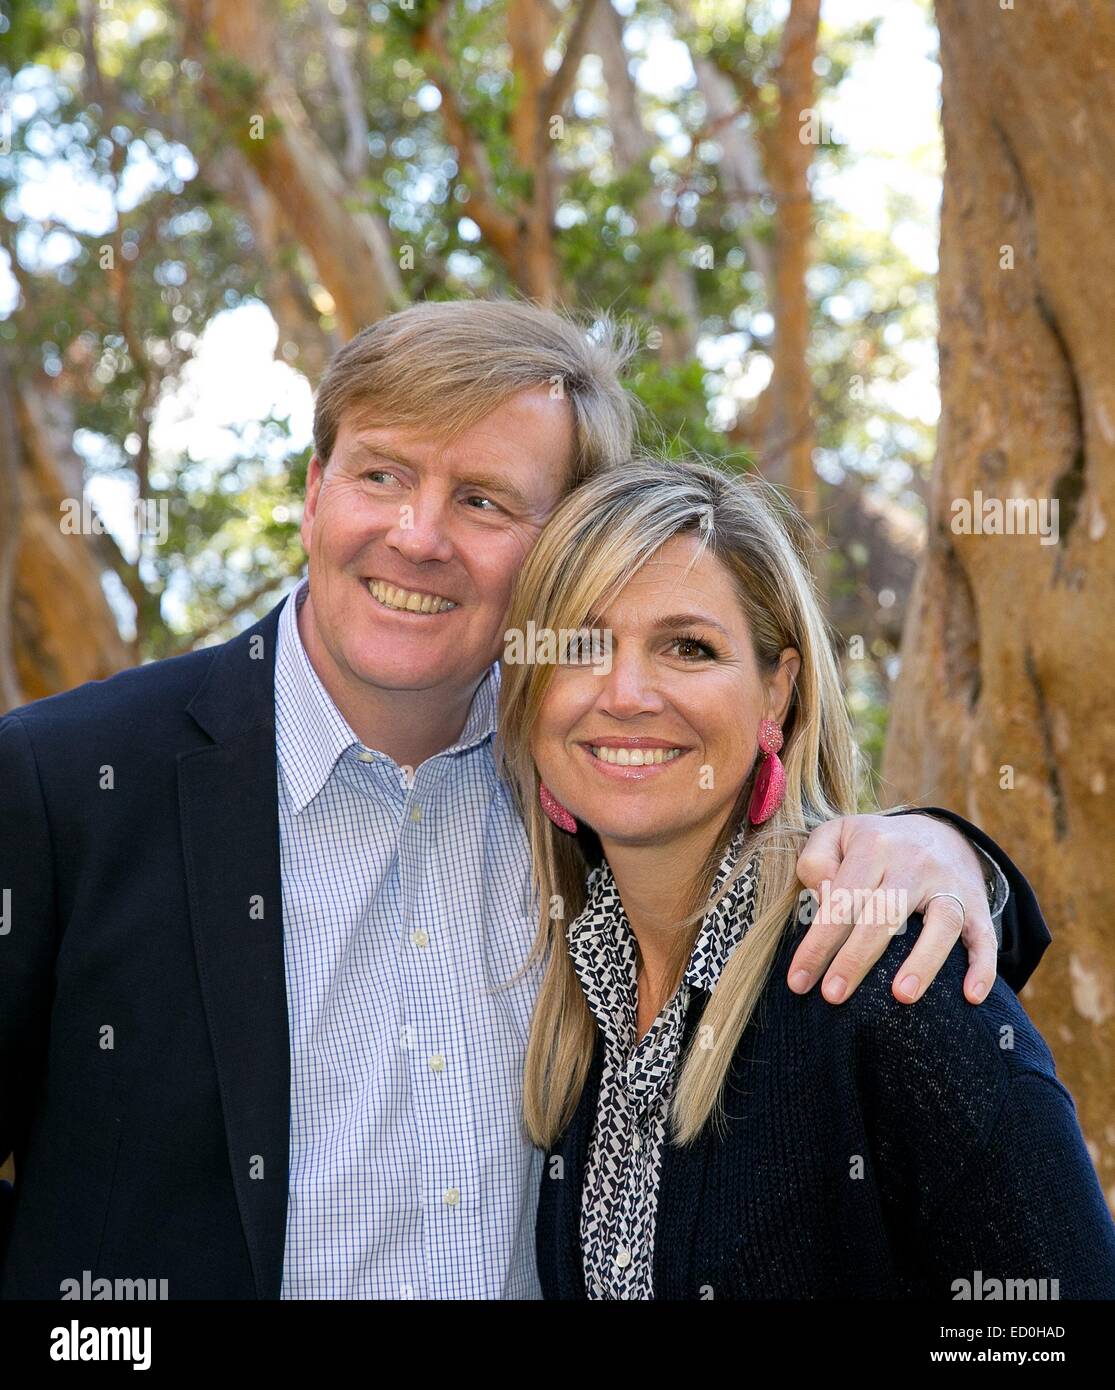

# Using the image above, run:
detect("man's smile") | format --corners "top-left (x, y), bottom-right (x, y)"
top-left (365, 577), bottom-right (460, 615)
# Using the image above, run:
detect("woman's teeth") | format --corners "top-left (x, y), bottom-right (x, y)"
top-left (590, 746), bottom-right (683, 766)
top-left (368, 579), bottom-right (457, 614)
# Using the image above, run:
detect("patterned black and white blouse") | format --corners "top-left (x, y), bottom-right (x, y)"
top-left (566, 827), bottom-right (759, 1300)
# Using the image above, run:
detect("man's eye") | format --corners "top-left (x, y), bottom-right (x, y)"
top-left (363, 470), bottom-right (397, 484)
top-left (464, 495), bottom-right (500, 511)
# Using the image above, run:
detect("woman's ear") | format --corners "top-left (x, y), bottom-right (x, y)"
top-left (768, 647), bottom-right (801, 726)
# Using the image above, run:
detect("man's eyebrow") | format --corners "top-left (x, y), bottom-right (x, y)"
top-left (455, 472), bottom-right (533, 510)
top-left (347, 443), bottom-right (417, 469)
top-left (343, 445), bottom-right (532, 511)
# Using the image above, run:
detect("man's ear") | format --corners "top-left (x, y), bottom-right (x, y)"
top-left (769, 647), bottom-right (801, 726)
top-left (301, 454), bottom-right (326, 552)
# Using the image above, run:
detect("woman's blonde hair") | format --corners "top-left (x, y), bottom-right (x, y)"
top-left (497, 455), bottom-right (861, 1148)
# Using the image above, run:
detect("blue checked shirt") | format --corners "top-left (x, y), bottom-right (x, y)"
top-left (276, 580), bottom-right (543, 1299)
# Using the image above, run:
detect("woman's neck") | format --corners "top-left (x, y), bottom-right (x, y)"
top-left (599, 816), bottom-right (731, 1030)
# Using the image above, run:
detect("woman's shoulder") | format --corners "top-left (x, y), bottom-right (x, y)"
top-left (763, 909), bottom-right (1062, 1096)
top-left (739, 912), bottom-right (1069, 1201)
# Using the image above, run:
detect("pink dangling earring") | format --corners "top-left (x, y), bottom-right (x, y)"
top-left (540, 782), bottom-right (578, 833)
top-left (748, 718), bottom-right (786, 825)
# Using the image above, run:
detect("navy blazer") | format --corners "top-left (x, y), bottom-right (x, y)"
top-left (0, 599), bottom-right (1051, 1299)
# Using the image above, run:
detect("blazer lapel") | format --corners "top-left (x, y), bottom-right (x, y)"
top-left (178, 601), bottom-right (289, 1299)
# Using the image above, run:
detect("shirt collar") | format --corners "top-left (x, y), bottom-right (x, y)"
top-left (274, 577), bottom-right (499, 814)
top-left (684, 825), bottom-right (759, 993)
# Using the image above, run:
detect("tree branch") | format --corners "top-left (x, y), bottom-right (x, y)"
top-left (414, 3), bottom-right (522, 270)
top-left (166, 570), bottom-right (299, 656)
top-left (539, 0), bottom-right (600, 144)
top-left (308, 0), bottom-right (369, 182)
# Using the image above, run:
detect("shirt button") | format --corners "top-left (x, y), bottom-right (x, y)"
top-left (444, 1187), bottom-right (460, 1206)
top-left (410, 805), bottom-right (423, 823)
top-left (632, 1132), bottom-right (643, 1152)
top-left (411, 928), bottom-right (429, 948)
top-left (429, 1053), bottom-right (446, 1072)
top-left (356, 750), bottom-right (376, 763)
top-left (614, 1248), bottom-right (632, 1269)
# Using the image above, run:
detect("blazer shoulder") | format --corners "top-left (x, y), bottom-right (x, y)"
top-left (3, 642), bottom-right (220, 742)
top-left (2, 599), bottom-right (285, 749)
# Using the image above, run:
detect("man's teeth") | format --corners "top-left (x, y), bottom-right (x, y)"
top-left (590, 746), bottom-right (683, 766)
top-left (368, 579), bottom-right (457, 614)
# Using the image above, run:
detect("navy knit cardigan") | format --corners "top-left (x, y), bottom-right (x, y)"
top-left (536, 915), bottom-right (1115, 1300)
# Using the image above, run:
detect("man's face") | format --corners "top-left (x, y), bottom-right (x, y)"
top-left (300, 387), bottom-right (574, 700)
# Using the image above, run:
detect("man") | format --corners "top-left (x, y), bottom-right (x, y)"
top-left (0, 301), bottom-right (1047, 1299)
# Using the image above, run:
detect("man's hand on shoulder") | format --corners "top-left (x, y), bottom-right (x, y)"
top-left (787, 812), bottom-right (998, 1008)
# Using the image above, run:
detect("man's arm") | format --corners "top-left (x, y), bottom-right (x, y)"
top-left (0, 713), bottom-right (58, 1263)
top-left (907, 806), bottom-right (1049, 991)
top-left (788, 809), bottom-right (1050, 1007)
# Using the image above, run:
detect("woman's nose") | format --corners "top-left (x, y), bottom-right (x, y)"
top-left (592, 652), bottom-right (666, 719)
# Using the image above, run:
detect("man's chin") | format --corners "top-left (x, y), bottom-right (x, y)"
top-left (348, 654), bottom-right (490, 697)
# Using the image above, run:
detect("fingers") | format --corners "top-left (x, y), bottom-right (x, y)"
top-left (888, 891), bottom-right (965, 1004)
top-left (960, 901), bottom-right (999, 1005)
top-left (795, 817), bottom-right (845, 891)
top-left (888, 892), bottom-right (998, 1005)
top-left (788, 812), bottom-right (1002, 1008)
top-left (788, 843), bottom-right (886, 1001)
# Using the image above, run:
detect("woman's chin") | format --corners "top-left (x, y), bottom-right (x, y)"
top-left (573, 808), bottom-right (690, 848)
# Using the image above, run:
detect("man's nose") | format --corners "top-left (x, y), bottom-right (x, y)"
top-left (383, 495), bottom-right (454, 565)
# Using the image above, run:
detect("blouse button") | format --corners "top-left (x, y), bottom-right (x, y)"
top-left (632, 1132), bottom-right (643, 1152)
top-left (614, 1248), bottom-right (632, 1269)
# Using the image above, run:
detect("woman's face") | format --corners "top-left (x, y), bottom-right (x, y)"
top-left (530, 534), bottom-right (799, 852)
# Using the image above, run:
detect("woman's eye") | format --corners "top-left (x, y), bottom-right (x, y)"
top-left (670, 636), bottom-right (717, 661)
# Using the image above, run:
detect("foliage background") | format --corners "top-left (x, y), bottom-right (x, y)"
top-left (0, 0), bottom-right (940, 807)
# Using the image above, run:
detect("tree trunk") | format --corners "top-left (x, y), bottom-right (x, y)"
top-left (886, 0), bottom-right (1115, 1211)
top-left (190, 0), bottom-right (403, 341)
top-left (0, 352), bottom-right (25, 710)
top-left (763, 0), bottom-right (821, 533)
top-left (9, 377), bottom-right (134, 707)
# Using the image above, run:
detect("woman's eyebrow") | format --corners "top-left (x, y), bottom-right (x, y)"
top-left (649, 611), bottom-right (733, 638)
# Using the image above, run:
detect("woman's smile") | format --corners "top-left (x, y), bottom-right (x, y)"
top-left (576, 738), bottom-right (692, 781)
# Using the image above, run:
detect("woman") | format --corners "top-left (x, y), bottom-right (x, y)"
top-left (498, 455), bottom-right (1115, 1300)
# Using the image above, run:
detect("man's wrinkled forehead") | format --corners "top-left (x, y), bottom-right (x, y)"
top-left (329, 390), bottom-right (578, 499)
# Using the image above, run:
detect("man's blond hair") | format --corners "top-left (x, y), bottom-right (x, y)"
top-left (313, 299), bottom-right (642, 486)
